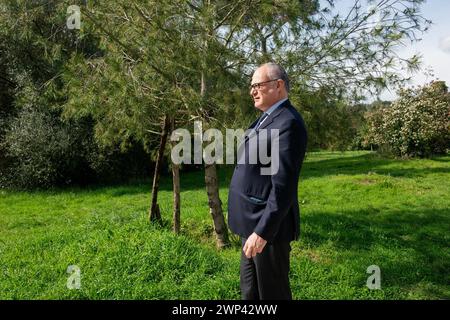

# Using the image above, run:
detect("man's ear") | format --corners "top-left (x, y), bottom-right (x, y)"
top-left (277, 79), bottom-right (283, 91)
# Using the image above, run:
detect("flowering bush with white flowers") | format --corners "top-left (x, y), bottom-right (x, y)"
top-left (363, 81), bottom-right (450, 157)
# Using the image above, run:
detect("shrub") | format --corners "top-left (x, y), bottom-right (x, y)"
top-left (0, 107), bottom-right (153, 189)
top-left (363, 81), bottom-right (450, 157)
top-left (1, 107), bottom-right (95, 188)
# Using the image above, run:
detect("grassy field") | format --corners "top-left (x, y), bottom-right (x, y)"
top-left (0, 151), bottom-right (449, 299)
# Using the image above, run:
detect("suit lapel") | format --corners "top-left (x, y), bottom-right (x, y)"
top-left (249, 118), bottom-right (259, 130)
top-left (257, 99), bottom-right (289, 131)
top-left (244, 99), bottom-right (289, 143)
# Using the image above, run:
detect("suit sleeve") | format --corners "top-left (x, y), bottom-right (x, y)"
top-left (253, 119), bottom-right (306, 242)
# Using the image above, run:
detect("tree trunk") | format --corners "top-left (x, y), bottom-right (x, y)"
top-left (200, 70), bottom-right (230, 248)
top-left (172, 162), bottom-right (181, 234)
top-left (149, 115), bottom-right (171, 223)
top-left (261, 36), bottom-right (267, 56)
top-left (171, 118), bottom-right (181, 234)
top-left (204, 163), bottom-right (230, 248)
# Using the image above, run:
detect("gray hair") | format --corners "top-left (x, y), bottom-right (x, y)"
top-left (262, 62), bottom-right (290, 92)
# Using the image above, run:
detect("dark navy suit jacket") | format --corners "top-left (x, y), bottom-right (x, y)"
top-left (228, 99), bottom-right (307, 243)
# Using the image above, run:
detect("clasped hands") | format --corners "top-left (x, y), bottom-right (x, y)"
top-left (243, 232), bottom-right (267, 258)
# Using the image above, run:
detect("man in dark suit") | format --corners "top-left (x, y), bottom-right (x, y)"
top-left (228, 62), bottom-right (307, 300)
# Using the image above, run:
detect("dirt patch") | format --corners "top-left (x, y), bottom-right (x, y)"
top-left (358, 178), bottom-right (377, 185)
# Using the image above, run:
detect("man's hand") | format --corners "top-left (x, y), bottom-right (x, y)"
top-left (243, 232), bottom-right (267, 258)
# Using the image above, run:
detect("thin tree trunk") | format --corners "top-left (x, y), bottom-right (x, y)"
top-left (261, 36), bottom-right (267, 56)
top-left (204, 163), bottom-right (229, 248)
top-left (201, 69), bottom-right (206, 96)
top-left (172, 162), bottom-right (181, 234)
top-left (171, 118), bottom-right (181, 234)
top-left (149, 115), bottom-right (170, 223)
top-left (200, 70), bottom-right (230, 248)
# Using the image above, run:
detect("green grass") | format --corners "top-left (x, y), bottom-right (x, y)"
top-left (0, 151), bottom-right (449, 299)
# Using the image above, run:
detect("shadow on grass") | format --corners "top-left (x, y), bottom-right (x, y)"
top-left (300, 207), bottom-right (450, 289)
top-left (160, 152), bottom-right (450, 191)
top-left (5, 152), bottom-right (447, 195)
top-left (301, 153), bottom-right (449, 179)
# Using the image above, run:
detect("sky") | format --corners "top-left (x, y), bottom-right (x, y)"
top-left (329, 0), bottom-right (450, 101)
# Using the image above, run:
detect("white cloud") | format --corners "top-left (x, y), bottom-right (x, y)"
top-left (439, 36), bottom-right (450, 54)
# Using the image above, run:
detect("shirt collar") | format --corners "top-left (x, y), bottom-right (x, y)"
top-left (264, 98), bottom-right (288, 115)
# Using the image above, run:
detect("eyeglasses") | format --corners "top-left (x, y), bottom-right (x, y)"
top-left (249, 79), bottom-right (280, 91)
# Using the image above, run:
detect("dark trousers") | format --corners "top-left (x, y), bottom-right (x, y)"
top-left (240, 238), bottom-right (292, 300)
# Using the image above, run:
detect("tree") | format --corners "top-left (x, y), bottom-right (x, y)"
top-left (363, 81), bottom-right (450, 157)
top-left (61, 0), bottom-right (261, 247)
top-left (261, 0), bottom-right (431, 95)
top-left (0, 0), bottom-right (100, 188)
top-left (57, 0), bottom-right (430, 247)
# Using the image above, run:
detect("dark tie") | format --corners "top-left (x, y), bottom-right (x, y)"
top-left (254, 113), bottom-right (268, 131)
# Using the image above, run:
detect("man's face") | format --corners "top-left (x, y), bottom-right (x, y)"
top-left (250, 67), bottom-right (281, 112)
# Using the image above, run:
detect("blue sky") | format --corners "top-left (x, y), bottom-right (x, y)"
top-left (327, 0), bottom-right (450, 101)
